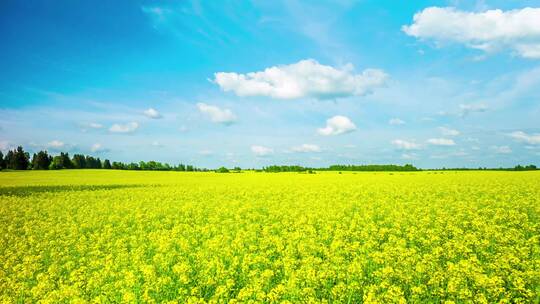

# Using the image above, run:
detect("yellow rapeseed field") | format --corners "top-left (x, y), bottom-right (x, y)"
top-left (1, 170), bottom-right (539, 303)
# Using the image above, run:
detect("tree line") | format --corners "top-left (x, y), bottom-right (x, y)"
top-left (263, 164), bottom-right (420, 172)
top-left (0, 146), bottom-right (203, 171)
top-left (1, 145), bottom-right (537, 172)
top-left (430, 165), bottom-right (537, 171)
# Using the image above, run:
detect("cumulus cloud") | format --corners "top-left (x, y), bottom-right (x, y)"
top-left (392, 139), bottom-right (422, 150)
top-left (197, 103), bottom-right (236, 125)
top-left (317, 115), bottom-right (356, 136)
top-left (403, 7), bottom-right (540, 58)
top-left (427, 138), bottom-right (456, 146)
top-left (143, 108), bottom-right (162, 119)
top-left (389, 118), bottom-right (405, 125)
top-left (109, 122), bottom-right (139, 133)
top-left (438, 127), bottom-right (460, 136)
top-left (291, 144), bottom-right (321, 153)
top-left (508, 131), bottom-right (540, 145)
top-left (251, 145), bottom-right (273, 156)
top-left (492, 145), bottom-right (512, 154)
top-left (213, 59), bottom-right (388, 100)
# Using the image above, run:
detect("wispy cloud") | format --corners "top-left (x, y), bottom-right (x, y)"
top-left (438, 127), bottom-right (460, 136)
top-left (251, 145), bottom-right (273, 156)
top-left (392, 139), bottom-right (422, 150)
top-left (508, 131), bottom-right (540, 145)
top-left (291, 144), bottom-right (321, 153)
top-left (46, 140), bottom-right (65, 149)
top-left (197, 103), bottom-right (236, 125)
top-left (109, 122), bottom-right (139, 134)
top-left (90, 143), bottom-right (109, 153)
top-left (427, 138), bottom-right (456, 146)
top-left (491, 145), bottom-right (512, 154)
top-left (389, 118), bottom-right (405, 125)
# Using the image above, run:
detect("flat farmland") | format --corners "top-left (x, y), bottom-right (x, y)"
top-left (1, 170), bottom-right (539, 303)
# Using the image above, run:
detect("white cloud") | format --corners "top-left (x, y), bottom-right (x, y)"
top-left (251, 145), bottom-right (273, 156)
top-left (508, 131), bottom-right (540, 145)
top-left (317, 115), bottom-right (356, 136)
top-left (47, 140), bottom-right (65, 149)
top-left (213, 59), bottom-right (388, 100)
top-left (109, 122), bottom-right (139, 133)
top-left (427, 138), bottom-right (456, 146)
top-left (459, 103), bottom-right (489, 116)
top-left (90, 143), bottom-right (108, 153)
top-left (197, 103), bottom-right (237, 125)
top-left (392, 139), bottom-right (422, 150)
top-left (143, 108), bottom-right (162, 119)
top-left (151, 141), bottom-right (163, 147)
top-left (291, 144), bottom-right (321, 153)
top-left (492, 145), bottom-right (512, 154)
top-left (438, 126), bottom-right (460, 136)
top-left (389, 118), bottom-right (405, 125)
top-left (403, 7), bottom-right (540, 58)
top-left (80, 122), bottom-right (103, 132)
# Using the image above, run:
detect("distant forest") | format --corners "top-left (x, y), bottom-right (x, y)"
top-left (0, 146), bottom-right (537, 172)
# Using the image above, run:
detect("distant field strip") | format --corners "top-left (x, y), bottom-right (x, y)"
top-left (1, 170), bottom-right (539, 303)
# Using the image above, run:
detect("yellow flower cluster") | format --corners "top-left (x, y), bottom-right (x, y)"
top-left (0, 170), bottom-right (539, 303)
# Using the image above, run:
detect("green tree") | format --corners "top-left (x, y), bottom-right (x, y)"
top-left (111, 162), bottom-right (125, 169)
top-left (102, 159), bottom-right (112, 169)
top-left (60, 152), bottom-right (74, 169)
top-left (49, 156), bottom-right (64, 170)
top-left (72, 154), bottom-right (86, 169)
top-left (127, 163), bottom-right (140, 170)
top-left (32, 151), bottom-right (52, 170)
top-left (9, 146), bottom-right (30, 170)
top-left (0, 151), bottom-right (5, 170)
top-left (4, 150), bottom-right (14, 169)
top-left (177, 164), bottom-right (186, 171)
top-left (216, 166), bottom-right (230, 173)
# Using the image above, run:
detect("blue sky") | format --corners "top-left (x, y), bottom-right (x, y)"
top-left (1, 0), bottom-right (540, 168)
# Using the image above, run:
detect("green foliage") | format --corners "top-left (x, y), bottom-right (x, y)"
top-left (264, 164), bottom-right (420, 172)
top-left (0, 151), bottom-right (6, 170)
top-left (72, 154), bottom-right (86, 169)
top-left (215, 166), bottom-right (230, 173)
top-left (5, 146), bottom-right (31, 170)
top-left (32, 151), bottom-right (52, 170)
top-left (102, 159), bottom-right (112, 169)
top-left (85, 156), bottom-right (102, 169)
